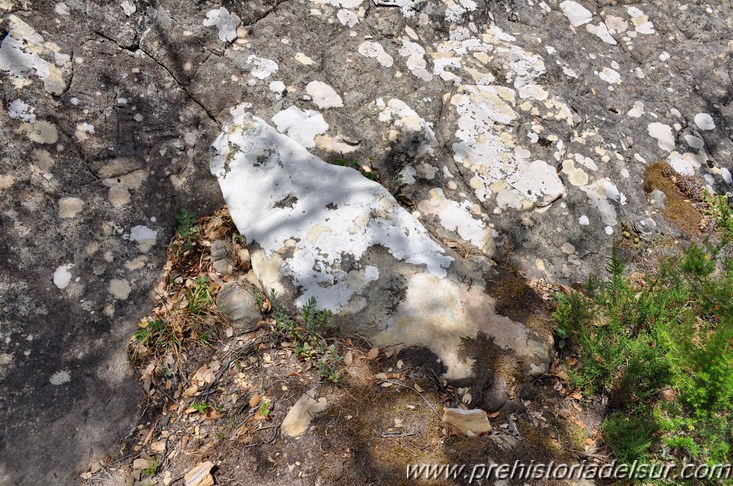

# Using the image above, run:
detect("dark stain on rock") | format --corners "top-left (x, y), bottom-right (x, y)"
top-left (485, 265), bottom-right (552, 334)
top-left (273, 194), bottom-right (298, 209)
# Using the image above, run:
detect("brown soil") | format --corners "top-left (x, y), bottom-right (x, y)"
top-left (80, 208), bottom-right (605, 486)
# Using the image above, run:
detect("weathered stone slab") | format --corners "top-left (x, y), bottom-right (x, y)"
top-left (211, 108), bottom-right (550, 379)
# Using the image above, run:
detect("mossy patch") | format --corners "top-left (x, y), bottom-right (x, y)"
top-left (643, 162), bottom-right (702, 237)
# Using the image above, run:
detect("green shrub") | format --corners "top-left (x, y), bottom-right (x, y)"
top-left (553, 225), bottom-right (733, 466)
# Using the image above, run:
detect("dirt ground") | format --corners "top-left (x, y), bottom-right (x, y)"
top-left (80, 208), bottom-right (607, 486)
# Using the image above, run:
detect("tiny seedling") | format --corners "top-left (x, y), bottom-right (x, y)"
top-left (142, 459), bottom-right (158, 477)
top-left (259, 401), bottom-right (272, 417)
top-left (191, 402), bottom-right (209, 414)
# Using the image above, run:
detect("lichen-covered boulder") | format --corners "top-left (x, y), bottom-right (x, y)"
top-left (211, 108), bottom-right (550, 379)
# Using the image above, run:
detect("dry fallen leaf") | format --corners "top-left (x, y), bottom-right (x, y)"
top-left (367, 347), bottom-right (379, 360)
top-left (205, 409), bottom-right (223, 420)
top-left (555, 370), bottom-right (570, 381)
top-left (249, 393), bottom-right (260, 408)
top-left (413, 383), bottom-right (424, 393)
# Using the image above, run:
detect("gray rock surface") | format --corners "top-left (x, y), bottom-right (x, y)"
top-left (216, 278), bottom-right (261, 325)
top-left (211, 112), bottom-right (551, 379)
top-left (0, 0), bottom-right (731, 483)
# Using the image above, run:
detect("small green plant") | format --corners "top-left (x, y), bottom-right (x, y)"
top-left (174, 208), bottom-right (198, 252)
top-left (132, 320), bottom-right (180, 355)
top-left (198, 328), bottom-right (213, 347)
top-left (317, 343), bottom-right (344, 382)
top-left (186, 276), bottom-right (212, 315)
top-left (269, 293), bottom-right (343, 382)
top-left (259, 401), bottom-right (272, 417)
top-left (191, 401), bottom-right (209, 414)
top-left (704, 192), bottom-right (733, 241)
top-left (142, 458), bottom-right (158, 477)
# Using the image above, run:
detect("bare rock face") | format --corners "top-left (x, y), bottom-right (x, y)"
top-left (211, 110), bottom-right (551, 380)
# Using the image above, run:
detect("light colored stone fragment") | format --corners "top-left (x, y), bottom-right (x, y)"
top-left (281, 388), bottom-right (328, 437)
top-left (442, 408), bottom-right (491, 436)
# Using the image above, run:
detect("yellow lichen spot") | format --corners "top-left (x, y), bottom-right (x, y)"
top-left (562, 160), bottom-right (589, 186)
top-left (469, 176), bottom-right (484, 190)
top-left (307, 224), bottom-right (332, 244)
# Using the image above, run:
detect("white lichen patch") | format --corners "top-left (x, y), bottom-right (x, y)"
top-left (211, 110), bottom-right (453, 312)
top-left (450, 85), bottom-right (564, 206)
top-left (121, 0), bottom-right (136, 16)
top-left (376, 98), bottom-right (436, 155)
top-left (560, 1), bottom-right (593, 27)
top-left (667, 151), bottom-right (702, 176)
top-left (603, 179), bottom-right (626, 205)
top-left (50, 369), bottom-right (71, 385)
top-left (53, 264), bottom-right (73, 289)
top-left (129, 225), bottom-right (158, 252)
top-left (20, 120), bottom-right (58, 144)
top-left (399, 37), bottom-right (432, 81)
top-left (648, 122), bottom-right (675, 152)
top-left (272, 106), bottom-right (329, 148)
top-left (358, 41), bottom-right (393, 68)
top-left (586, 22), bottom-right (617, 45)
top-left (58, 197), bottom-right (84, 218)
top-left (74, 122), bottom-right (95, 141)
top-left (294, 52), bottom-right (316, 65)
top-left (627, 100), bottom-right (645, 118)
top-left (444, 0), bottom-right (477, 22)
top-left (628, 6), bottom-right (655, 35)
top-left (246, 55), bottom-right (279, 79)
top-left (417, 188), bottom-right (493, 253)
top-left (305, 81), bottom-right (344, 109)
top-left (268, 80), bottom-right (286, 97)
top-left (694, 113), bottom-right (715, 131)
top-left (598, 67), bottom-right (621, 84)
top-left (203, 7), bottom-right (241, 43)
top-left (109, 278), bottom-right (132, 300)
top-left (336, 9), bottom-right (359, 27)
top-left (562, 159), bottom-right (589, 186)
top-left (684, 134), bottom-right (704, 149)
top-left (1, 15), bottom-right (69, 94)
top-left (580, 181), bottom-right (618, 227)
top-left (7, 99), bottom-right (36, 122)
